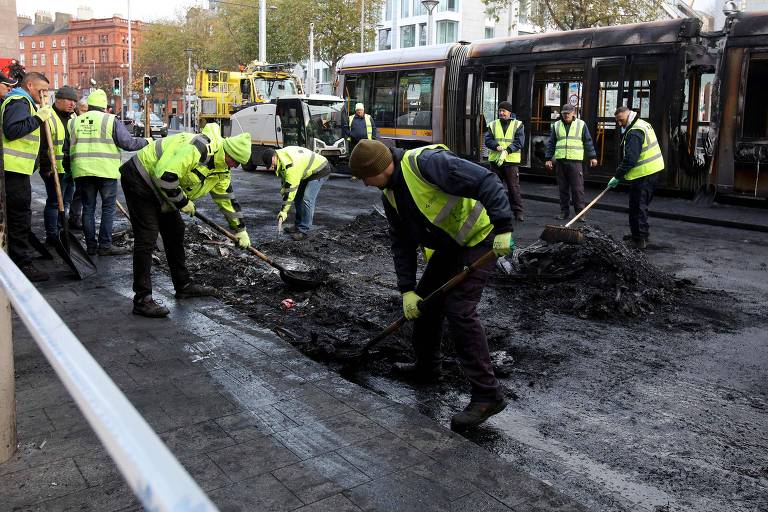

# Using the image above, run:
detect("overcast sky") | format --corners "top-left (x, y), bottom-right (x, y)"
top-left (17, 0), bottom-right (209, 23)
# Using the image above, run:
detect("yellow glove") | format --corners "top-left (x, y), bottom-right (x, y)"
top-left (497, 150), bottom-right (508, 166)
top-left (235, 230), bottom-right (251, 249)
top-left (35, 106), bottom-right (54, 123)
top-left (180, 201), bottom-right (195, 217)
top-left (145, 137), bottom-right (154, 144)
top-left (277, 210), bottom-right (288, 223)
top-left (492, 232), bottom-right (514, 257)
top-left (402, 291), bottom-right (422, 320)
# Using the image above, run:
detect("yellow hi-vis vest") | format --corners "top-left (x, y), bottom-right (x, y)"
top-left (383, 144), bottom-right (493, 249)
top-left (553, 119), bottom-right (585, 161)
top-left (622, 118), bottom-right (664, 181)
top-left (50, 111), bottom-right (71, 173)
top-left (488, 119), bottom-right (522, 164)
top-left (348, 114), bottom-right (373, 140)
top-left (69, 110), bottom-right (121, 179)
top-left (0, 95), bottom-right (41, 175)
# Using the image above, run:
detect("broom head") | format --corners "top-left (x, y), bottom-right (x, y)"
top-left (540, 224), bottom-right (584, 244)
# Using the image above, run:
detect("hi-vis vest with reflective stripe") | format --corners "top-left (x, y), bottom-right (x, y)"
top-left (276, 146), bottom-right (328, 184)
top-left (50, 111), bottom-right (71, 174)
top-left (553, 119), bottom-right (585, 161)
top-left (622, 118), bottom-right (664, 181)
top-left (488, 119), bottom-right (522, 164)
top-left (383, 144), bottom-right (493, 248)
top-left (0, 95), bottom-right (41, 175)
top-left (136, 132), bottom-right (196, 174)
top-left (69, 110), bottom-right (121, 179)
top-left (348, 114), bottom-right (373, 140)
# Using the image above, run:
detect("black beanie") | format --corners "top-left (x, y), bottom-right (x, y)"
top-left (498, 101), bottom-right (513, 113)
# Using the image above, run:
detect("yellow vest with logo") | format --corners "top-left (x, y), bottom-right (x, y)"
top-left (488, 119), bottom-right (522, 164)
top-left (1, 95), bottom-right (41, 175)
top-left (50, 111), bottom-right (71, 173)
top-left (383, 144), bottom-right (493, 249)
top-left (622, 118), bottom-right (664, 181)
top-left (348, 114), bottom-right (373, 140)
top-left (553, 119), bottom-right (585, 161)
top-left (69, 110), bottom-right (121, 179)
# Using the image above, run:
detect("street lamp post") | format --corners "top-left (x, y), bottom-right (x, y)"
top-left (259, 0), bottom-right (266, 62)
top-left (307, 23), bottom-right (315, 96)
top-left (360, 0), bottom-right (365, 52)
top-left (185, 48), bottom-right (193, 133)
top-left (422, 0), bottom-right (439, 46)
top-left (127, 0), bottom-right (133, 115)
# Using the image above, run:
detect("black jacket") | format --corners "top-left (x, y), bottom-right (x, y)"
top-left (382, 147), bottom-right (514, 293)
top-left (343, 114), bottom-right (378, 143)
top-left (615, 120), bottom-right (645, 179)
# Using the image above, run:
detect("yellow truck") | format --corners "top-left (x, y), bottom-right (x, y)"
top-left (195, 62), bottom-right (304, 135)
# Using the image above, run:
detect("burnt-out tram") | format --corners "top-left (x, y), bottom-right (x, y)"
top-left (335, 11), bottom-right (768, 200)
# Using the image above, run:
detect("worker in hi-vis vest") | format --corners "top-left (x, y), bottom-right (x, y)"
top-left (484, 101), bottom-right (525, 222)
top-left (608, 106), bottom-right (665, 251)
top-left (343, 102), bottom-right (377, 153)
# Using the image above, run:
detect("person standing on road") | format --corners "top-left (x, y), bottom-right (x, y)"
top-left (349, 140), bottom-right (515, 431)
top-left (262, 146), bottom-right (331, 241)
top-left (343, 103), bottom-right (377, 153)
top-left (545, 104), bottom-right (598, 221)
top-left (0, 72), bottom-right (52, 281)
top-left (69, 89), bottom-right (148, 257)
top-left (484, 101), bottom-right (525, 222)
top-left (39, 86), bottom-right (77, 245)
top-left (608, 106), bottom-right (665, 250)
top-left (119, 126), bottom-right (253, 318)
top-left (0, 72), bottom-right (18, 99)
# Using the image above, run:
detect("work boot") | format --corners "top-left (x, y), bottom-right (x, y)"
top-left (290, 232), bottom-right (308, 241)
top-left (450, 398), bottom-right (508, 432)
top-left (392, 362), bottom-right (442, 383)
top-left (175, 282), bottom-right (217, 299)
top-left (98, 246), bottom-right (131, 256)
top-left (283, 225), bottom-right (298, 234)
top-left (555, 212), bottom-right (568, 220)
top-left (20, 263), bottom-right (49, 282)
top-left (132, 296), bottom-right (170, 318)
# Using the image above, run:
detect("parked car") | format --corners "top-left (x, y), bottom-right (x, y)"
top-left (124, 111), bottom-right (168, 138)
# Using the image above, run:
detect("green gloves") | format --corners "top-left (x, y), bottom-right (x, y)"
top-left (492, 232), bottom-right (515, 257)
top-left (608, 177), bottom-right (620, 188)
top-left (235, 230), bottom-right (251, 249)
top-left (35, 106), bottom-right (54, 123)
top-left (277, 210), bottom-right (288, 223)
top-left (180, 201), bottom-right (195, 216)
top-left (402, 291), bottom-right (422, 320)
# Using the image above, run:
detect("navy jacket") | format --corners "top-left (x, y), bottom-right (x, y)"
top-left (544, 120), bottom-right (598, 161)
top-left (484, 117), bottom-right (525, 153)
top-left (382, 147), bottom-right (514, 293)
top-left (2, 96), bottom-right (42, 141)
top-left (343, 114), bottom-right (378, 143)
top-left (614, 125), bottom-right (644, 179)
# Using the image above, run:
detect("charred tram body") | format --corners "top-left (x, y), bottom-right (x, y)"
top-left (336, 11), bottom-right (768, 200)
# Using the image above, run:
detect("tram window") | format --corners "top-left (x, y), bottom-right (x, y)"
top-left (699, 73), bottom-right (714, 123)
top-left (372, 72), bottom-right (397, 128)
top-left (532, 64), bottom-right (583, 133)
top-left (742, 57), bottom-right (768, 139)
top-left (629, 63), bottom-right (657, 119)
top-left (482, 66), bottom-right (509, 126)
top-left (396, 70), bottom-right (433, 129)
top-left (344, 74), bottom-right (372, 116)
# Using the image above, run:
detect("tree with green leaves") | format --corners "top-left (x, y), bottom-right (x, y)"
top-left (483, 0), bottom-right (662, 32)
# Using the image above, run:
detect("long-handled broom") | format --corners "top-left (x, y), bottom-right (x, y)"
top-left (539, 185), bottom-right (611, 244)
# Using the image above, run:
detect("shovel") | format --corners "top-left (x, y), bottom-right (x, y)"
top-left (334, 249), bottom-right (498, 364)
top-left (40, 94), bottom-right (97, 279)
top-left (540, 185), bottom-right (611, 244)
top-left (193, 211), bottom-right (325, 290)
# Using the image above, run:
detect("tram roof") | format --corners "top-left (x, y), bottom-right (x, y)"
top-left (728, 10), bottom-right (768, 38)
top-left (337, 44), bottom-right (456, 72)
top-left (468, 18), bottom-right (701, 59)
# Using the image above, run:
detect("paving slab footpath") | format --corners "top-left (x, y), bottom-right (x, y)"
top-left (1, 250), bottom-right (587, 512)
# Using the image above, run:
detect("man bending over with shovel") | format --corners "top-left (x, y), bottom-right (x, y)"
top-left (119, 123), bottom-right (253, 317)
top-left (349, 140), bottom-right (515, 431)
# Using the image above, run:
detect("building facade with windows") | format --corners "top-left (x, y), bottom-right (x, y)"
top-left (18, 12), bottom-right (71, 90)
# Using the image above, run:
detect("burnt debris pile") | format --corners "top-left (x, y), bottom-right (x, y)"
top-left (492, 225), bottom-right (686, 319)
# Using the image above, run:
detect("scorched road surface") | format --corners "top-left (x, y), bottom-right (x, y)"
top-left (174, 170), bottom-right (768, 512)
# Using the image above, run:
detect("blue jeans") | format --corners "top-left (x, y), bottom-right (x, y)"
top-left (294, 174), bottom-right (328, 233)
top-left (77, 176), bottom-right (118, 250)
top-left (41, 171), bottom-right (75, 241)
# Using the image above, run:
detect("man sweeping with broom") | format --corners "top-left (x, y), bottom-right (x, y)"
top-left (348, 140), bottom-right (515, 431)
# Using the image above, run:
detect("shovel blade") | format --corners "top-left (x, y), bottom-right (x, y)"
top-left (53, 231), bottom-right (97, 279)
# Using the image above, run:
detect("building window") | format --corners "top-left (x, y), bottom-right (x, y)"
top-left (31, 41), bottom-right (36, 49)
top-left (400, 0), bottom-right (410, 18)
top-left (39, 40), bottom-right (44, 48)
top-left (419, 23), bottom-right (427, 45)
top-left (52, 39), bottom-right (57, 48)
top-left (32, 54), bottom-right (37, 66)
top-left (385, 0), bottom-right (393, 20)
top-left (61, 39), bottom-right (66, 47)
top-left (485, 27), bottom-right (495, 38)
top-left (78, 36), bottom-right (86, 44)
top-left (19, 54), bottom-right (25, 66)
top-left (378, 28), bottom-right (392, 50)
top-left (437, 20), bottom-right (458, 43)
top-left (78, 50), bottom-right (86, 63)
top-left (54, 72), bottom-right (59, 89)
top-left (53, 53), bottom-right (58, 66)
top-left (100, 34), bottom-right (109, 43)
top-left (41, 54), bottom-right (46, 66)
top-left (400, 25), bottom-right (416, 48)
top-left (414, 0), bottom-right (426, 15)
top-left (100, 49), bottom-right (109, 63)
top-left (438, 0), bottom-right (458, 12)
top-left (19, 41), bottom-right (24, 50)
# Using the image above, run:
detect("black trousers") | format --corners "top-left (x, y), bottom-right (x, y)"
top-left (628, 172), bottom-right (660, 240)
top-left (555, 160), bottom-right (585, 214)
top-left (5, 171), bottom-right (33, 266)
top-left (411, 239), bottom-right (503, 403)
top-left (120, 159), bottom-right (190, 301)
top-left (493, 163), bottom-right (523, 215)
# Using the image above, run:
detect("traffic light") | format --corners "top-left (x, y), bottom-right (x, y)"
top-left (113, 77), bottom-right (121, 95)
top-left (143, 75), bottom-right (151, 94)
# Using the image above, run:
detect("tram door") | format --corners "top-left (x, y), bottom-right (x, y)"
top-left (591, 58), bottom-right (626, 177)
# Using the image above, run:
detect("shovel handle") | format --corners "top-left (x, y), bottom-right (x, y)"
top-left (116, 200), bottom-right (131, 220)
top-left (194, 211), bottom-right (278, 269)
top-left (564, 186), bottom-right (610, 227)
top-left (40, 91), bottom-right (65, 214)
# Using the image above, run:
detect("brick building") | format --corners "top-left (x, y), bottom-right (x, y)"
top-left (18, 12), bottom-right (71, 90)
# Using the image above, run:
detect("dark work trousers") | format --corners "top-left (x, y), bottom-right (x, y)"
top-left (555, 160), bottom-right (586, 215)
top-left (628, 172), bottom-right (660, 240)
top-left (4, 171), bottom-right (34, 266)
top-left (69, 185), bottom-right (83, 225)
top-left (411, 239), bottom-right (503, 403)
top-left (120, 159), bottom-right (190, 301)
top-left (41, 170), bottom-right (75, 241)
top-left (494, 163), bottom-right (523, 215)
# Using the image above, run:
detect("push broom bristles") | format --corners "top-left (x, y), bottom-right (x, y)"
top-left (540, 224), bottom-right (585, 244)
